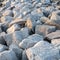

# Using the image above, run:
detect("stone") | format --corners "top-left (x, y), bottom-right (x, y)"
top-left (19, 34), bottom-right (43, 49)
top-left (20, 27), bottom-right (29, 38)
top-left (3, 33), bottom-right (13, 46)
top-left (3, 10), bottom-right (13, 17)
top-left (22, 50), bottom-right (28, 60)
top-left (7, 24), bottom-right (21, 33)
top-left (0, 44), bottom-right (8, 52)
top-left (45, 30), bottom-right (60, 41)
top-left (0, 50), bottom-right (18, 60)
top-left (35, 25), bottom-right (56, 36)
top-left (52, 39), bottom-right (60, 46)
top-left (45, 11), bottom-right (60, 29)
top-left (9, 44), bottom-right (23, 60)
top-left (0, 32), bottom-right (6, 45)
top-left (1, 16), bottom-right (13, 24)
top-left (12, 31), bottom-right (23, 45)
top-left (26, 41), bottom-right (60, 60)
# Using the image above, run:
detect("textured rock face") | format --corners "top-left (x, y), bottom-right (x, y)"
top-left (19, 34), bottom-right (43, 49)
top-left (26, 41), bottom-right (60, 60)
top-left (0, 0), bottom-right (60, 60)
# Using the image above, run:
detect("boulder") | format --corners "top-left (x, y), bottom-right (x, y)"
top-left (22, 50), bottom-right (28, 60)
top-left (7, 24), bottom-right (21, 33)
top-left (19, 34), bottom-right (43, 49)
top-left (0, 50), bottom-right (18, 60)
top-left (26, 41), bottom-right (60, 60)
top-left (45, 30), bottom-right (60, 41)
top-left (0, 44), bottom-right (8, 52)
top-left (9, 44), bottom-right (23, 60)
top-left (1, 16), bottom-right (13, 24)
top-left (35, 25), bottom-right (56, 36)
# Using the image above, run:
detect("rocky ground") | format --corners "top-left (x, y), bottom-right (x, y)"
top-left (0, 0), bottom-right (60, 60)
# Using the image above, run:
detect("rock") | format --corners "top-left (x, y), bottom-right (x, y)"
top-left (52, 39), bottom-right (60, 46)
top-left (7, 24), bottom-right (21, 33)
top-left (1, 16), bottom-right (13, 24)
top-left (26, 41), bottom-right (60, 60)
top-left (45, 30), bottom-right (60, 41)
top-left (0, 50), bottom-right (18, 60)
top-left (0, 44), bottom-right (8, 52)
top-left (3, 33), bottom-right (13, 46)
top-left (0, 32), bottom-right (6, 45)
top-left (9, 44), bottom-right (23, 60)
top-left (45, 10), bottom-right (60, 29)
top-left (19, 34), bottom-right (43, 49)
top-left (3, 10), bottom-right (13, 17)
top-left (22, 50), bottom-right (28, 60)
top-left (41, 0), bottom-right (51, 4)
top-left (20, 27), bottom-right (29, 38)
top-left (12, 31), bottom-right (23, 45)
top-left (9, 19), bottom-right (26, 27)
top-left (35, 25), bottom-right (56, 36)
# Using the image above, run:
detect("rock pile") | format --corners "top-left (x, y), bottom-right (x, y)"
top-left (0, 0), bottom-right (60, 60)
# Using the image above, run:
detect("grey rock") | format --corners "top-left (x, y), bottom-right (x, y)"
top-left (45, 30), bottom-right (60, 40)
top-left (26, 41), bottom-right (60, 60)
top-left (9, 44), bottom-right (23, 60)
top-left (19, 34), bottom-right (43, 49)
top-left (35, 25), bottom-right (56, 36)
top-left (0, 50), bottom-right (18, 60)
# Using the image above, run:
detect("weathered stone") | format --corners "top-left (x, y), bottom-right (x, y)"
top-left (12, 31), bottom-right (23, 45)
top-left (0, 32), bottom-right (6, 45)
top-left (3, 10), bottom-right (13, 17)
top-left (20, 27), bottom-right (29, 38)
top-left (3, 33), bottom-right (13, 46)
top-left (52, 39), bottom-right (60, 46)
top-left (9, 44), bottom-right (23, 60)
top-left (45, 30), bottom-right (60, 41)
top-left (7, 24), bottom-right (21, 33)
top-left (22, 50), bottom-right (28, 60)
top-left (45, 11), bottom-right (60, 29)
top-left (19, 34), bottom-right (43, 49)
top-left (26, 41), bottom-right (60, 60)
top-left (1, 16), bottom-right (13, 24)
top-left (0, 44), bottom-right (8, 52)
top-left (35, 25), bottom-right (56, 36)
top-left (0, 50), bottom-right (18, 60)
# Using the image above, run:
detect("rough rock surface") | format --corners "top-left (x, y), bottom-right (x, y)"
top-left (0, 0), bottom-right (60, 60)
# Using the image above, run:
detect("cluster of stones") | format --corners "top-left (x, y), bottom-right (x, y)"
top-left (0, 0), bottom-right (60, 60)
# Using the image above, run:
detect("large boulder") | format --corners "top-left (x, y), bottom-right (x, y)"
top-left (26, 41), bottom-right (60, 60)
top-left (19, 34), bottom-right (43, 49)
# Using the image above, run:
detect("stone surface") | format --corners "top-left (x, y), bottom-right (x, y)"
top-left (19, 34), bottom-right (43, 49)
top-left (0, 50), bottom-right (18, 60)
top-left (35, 25), bottom-right (56, 36)
top-left (26, 41), bottom-right (60, 60)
